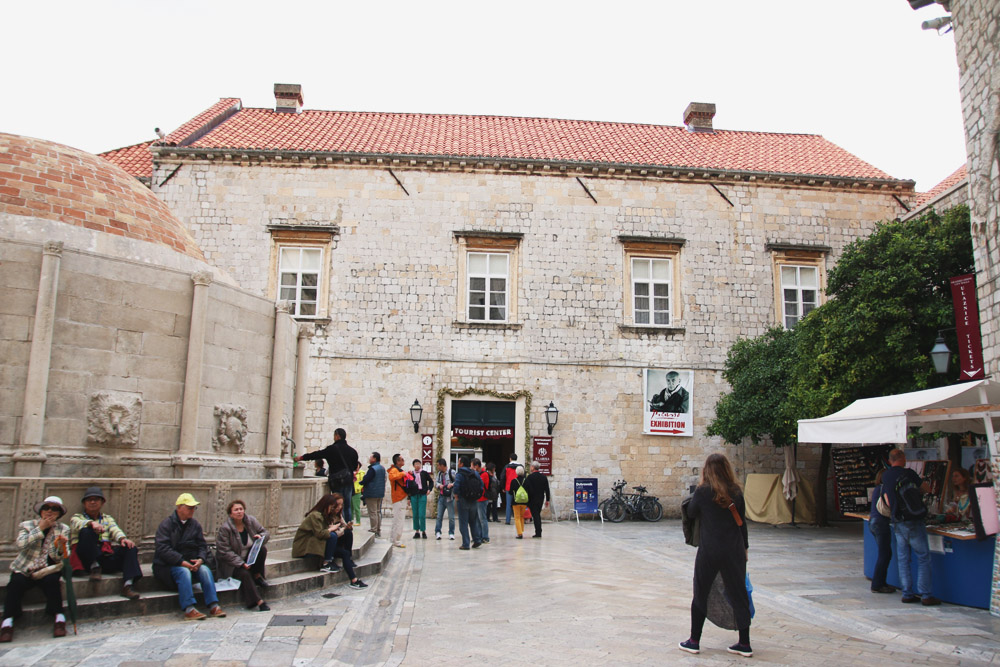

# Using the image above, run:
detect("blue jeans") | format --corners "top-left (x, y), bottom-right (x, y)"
top-left (435, 495), bottom-right (455, 535)
top-left (170, 565), bottom-right (218, 610)
top-left (456, 498), bottom-right (482, 548)
top-left (894, 520), bottom-right (932, 598)
top-left (477, 502), bottom-right (489, 540)
top-left (505, 491), bottom-right (514, 523)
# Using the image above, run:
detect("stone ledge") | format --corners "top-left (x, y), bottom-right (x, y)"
top-left (451, 321), bottom-right (523, 331)
top-left (618, 325), bottom-right (685, 336)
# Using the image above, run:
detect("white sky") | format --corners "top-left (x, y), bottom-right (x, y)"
top-left (2, 0), bottom-right (966, 192)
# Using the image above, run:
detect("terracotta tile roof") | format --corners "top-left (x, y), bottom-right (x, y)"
top-left (912, 164), bottom-right (967, 207)
top-left (163, 97), bottom-right (242, 147)
top-left (2, 133), bottom-right (204, 260)
top-left (98, 140), bottom-right (153, 180)
top-left (102, 98), bottom-right (907, 183)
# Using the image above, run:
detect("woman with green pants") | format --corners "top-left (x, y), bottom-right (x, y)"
top-left (351, 463), bottom-right (363, 526)
top-left (409, 460), bottom-right (434, 538)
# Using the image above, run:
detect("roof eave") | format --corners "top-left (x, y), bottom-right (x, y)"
top-left (150, 146), bottom-right (916, 191)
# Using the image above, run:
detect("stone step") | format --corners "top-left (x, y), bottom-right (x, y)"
top-left (1, 530), bottom-right (377, 604)
top-left (8, 539), bottom-right (392, 628)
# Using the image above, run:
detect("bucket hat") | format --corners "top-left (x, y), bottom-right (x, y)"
top-left (82, 486), bottom-right (106, 502)
top-left (34, 495), bottom-right (67, 517)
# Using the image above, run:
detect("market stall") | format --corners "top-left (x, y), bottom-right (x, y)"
top-left (798, 379), bottom-right (1000, 610)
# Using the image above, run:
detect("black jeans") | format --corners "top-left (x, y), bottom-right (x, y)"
top-left (869, 518), bottom-right (893, 590)
top-left (3, 571), bottom-right (63, 620)
top-left (527, 502), bottom-right (544, 536)
top-left (231, 546), bottom-right (267, 607)
top-left (76, 527), bottom-right (143, 582)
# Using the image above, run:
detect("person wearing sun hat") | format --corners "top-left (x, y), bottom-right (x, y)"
top-left (152, 493), bottom-right (226, 621)
top-left (70, 486), bottom-right (143, 600)
top-left (1, 496), bottom-right (72, 643)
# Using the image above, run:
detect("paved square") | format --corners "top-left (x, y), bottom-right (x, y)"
top-left (2, 520), bottom-right (998, 665)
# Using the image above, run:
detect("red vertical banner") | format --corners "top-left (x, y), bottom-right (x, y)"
top-left (950, 274), bottom-right (986, 380)
top-left (532, 436), bottom-right (552, 476)
top-left (421, 434), bottom-right (434, 466)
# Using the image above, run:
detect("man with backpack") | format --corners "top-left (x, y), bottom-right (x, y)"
top-left (294, 428), bottom-right (359, 523)
top-left (880, 448), bottom-right (940, 606)
top-left (452, 455), bottom-right (483, 550)
top-left (434, 459), bottom-right (456, 540)
top-left (360, 452), bottom-right (386, 537)
top-left (387, 454), bottom-right (408, 549)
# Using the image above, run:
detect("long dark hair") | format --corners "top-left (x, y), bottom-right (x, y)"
top-left (307, 493), bottom-right (341, 519)
top-left (700, 453), bottom-right (742, 508)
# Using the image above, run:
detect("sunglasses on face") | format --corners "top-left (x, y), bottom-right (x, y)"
top-left (40, 505), bottom-right (59, 512)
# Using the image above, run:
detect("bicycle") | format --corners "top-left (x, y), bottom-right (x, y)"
top-left (602, 480), bottom-right (663, 522)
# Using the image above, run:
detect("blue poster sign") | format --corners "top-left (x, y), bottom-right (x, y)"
top-left (574, 478), bottom-right (599, 513)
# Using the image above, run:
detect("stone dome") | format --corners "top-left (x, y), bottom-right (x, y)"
top-left (0, 133), bottom-right (204, 260)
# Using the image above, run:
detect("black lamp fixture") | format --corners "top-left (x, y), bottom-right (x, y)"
top-left (410, 399), bottom-right (423, 433)
top-left (930, 329), bottom-right (954, 375)
top-left (544, 401), bottom-right (559, 435)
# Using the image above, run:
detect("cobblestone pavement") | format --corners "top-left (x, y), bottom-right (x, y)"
top-left (2, 520), bottom-right (999, 666)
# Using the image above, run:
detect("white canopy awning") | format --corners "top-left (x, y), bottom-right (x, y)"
top-left (797, 379), bottom-right (1000, 451)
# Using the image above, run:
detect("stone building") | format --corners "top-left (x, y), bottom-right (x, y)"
top-left (100, 91), bottom-right (915, 516)
top-left (0, 133), bottom-right (323, 559)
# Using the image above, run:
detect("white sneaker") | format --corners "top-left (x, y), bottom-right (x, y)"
top-left (435, 532), bottom-right (442, 540)
top-left (449, 534), bottom-right (455, 540)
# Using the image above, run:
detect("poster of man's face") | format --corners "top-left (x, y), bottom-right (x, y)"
top-left (643, 369), bottom-right (693, 436)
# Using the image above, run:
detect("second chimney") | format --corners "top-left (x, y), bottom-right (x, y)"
top-left (683, 102), bottom-right (716, 133)
top-left (274, 83), bottom-right (304, 114)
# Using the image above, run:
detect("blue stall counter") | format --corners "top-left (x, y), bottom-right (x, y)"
top-left (861, 518), bottom-right (994, 609)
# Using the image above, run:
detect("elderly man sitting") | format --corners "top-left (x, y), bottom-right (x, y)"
top-left (70, 486), bottom-right (142, 599)
top-left (152, 493), bottom-right (226, 621)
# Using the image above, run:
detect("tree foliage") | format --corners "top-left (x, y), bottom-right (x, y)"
top-left (707, 327), bottom-right (798, 447)
top-left (790, 205), bottom-right (974, 419)
top-left (708, 205), bottom-right (974, 446)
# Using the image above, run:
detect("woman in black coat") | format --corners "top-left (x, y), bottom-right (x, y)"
top-left (679, 453), bottom-right (753, 658)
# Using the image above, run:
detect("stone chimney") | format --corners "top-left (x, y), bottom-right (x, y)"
top-left (274, 84), bottom-right (304, 114)
top-left (683, 102), bottom-right (716, 133)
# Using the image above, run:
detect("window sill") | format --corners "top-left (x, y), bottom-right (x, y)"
top-left (618, 324), bottom-right (685, 335)
top-left (453, 321), bottom-right (523, 331)
top-left (293, 316), bottom-right (332, 325)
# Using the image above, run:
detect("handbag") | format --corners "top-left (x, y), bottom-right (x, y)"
top-left (29, 563), bottom-right (62, 580)
top-left (328, 444), bottom-right (354, 488)
top-left (876, 494), bottom-right (892, 518)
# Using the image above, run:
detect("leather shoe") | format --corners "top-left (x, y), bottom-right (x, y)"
top-left (901, 595), bottom-right (920, 603)
top-left (208, 605), bottom-right (227, 618)
top-left (921, 596), bottom-right (942, 606)
top-left (0, 625), bottom-right (13, 643)
top-left (89, 566), bottom-right (102, 582)
top-left (121, 584), bottom-right (140, 600)
top-left (53, 620), bottom-right (66, 638)
top-left (871, 585), bottom-right (896, 594)
top-left (184, 608), bottom-right (207, 621)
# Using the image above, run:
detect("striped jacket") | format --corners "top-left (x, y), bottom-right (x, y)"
top-left (70, 512), bottom-right (127, 547)
top-left (10, 520), bottom-right (70, 575)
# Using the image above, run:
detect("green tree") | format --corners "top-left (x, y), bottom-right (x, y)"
top-left (707, 327), bottom-right (798, 447)
top-left (790, 205), bottom-right (974, 419)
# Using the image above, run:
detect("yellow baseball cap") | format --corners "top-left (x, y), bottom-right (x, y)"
top-left (175, 493), bottom-right (200, 507)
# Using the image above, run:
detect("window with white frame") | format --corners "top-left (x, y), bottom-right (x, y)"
top-left (278, 246), bottom-right (323, 317)
top-left (780, 264), bottom-right (819, 329)
top-left (467, 251), bottom-right (509, 322)
top-left (631, 257), bottom-right (672, 326)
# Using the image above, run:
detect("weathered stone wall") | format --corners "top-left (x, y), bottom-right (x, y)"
top-left (953, 0), bottom-right (1000, 379)
top-left (0, 477), bottom-right (327, 563)
top-left (155, 162), bottom-right (907, 514)
top-left (0, 227), bottom-right (297, 480)
top-left (951, 0), bottom-right (1000, 617)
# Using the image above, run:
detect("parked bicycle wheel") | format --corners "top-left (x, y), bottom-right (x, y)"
top-left (604, 498), bottom-right (627, 523)
top-left (640, 497), bottom-right (663, 522)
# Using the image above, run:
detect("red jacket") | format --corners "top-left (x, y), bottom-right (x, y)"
top-left (478, 470), bottom-right (489, 502)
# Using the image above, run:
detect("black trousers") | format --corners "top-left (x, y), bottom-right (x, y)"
top-left (527, 502), bottom-right (544, 536)
top-left (332, 531), bottom-right (357, 581)
top-left (691, 547), bottom-right (751, 634)
top-left (76, 527), bottom-right (143, 582)
top-left (231, 546), bottom-right (267, 607)
top-left (3, 571), bottom-right (63, 620)
top-left (870, 518), bottom-right (893, 590)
